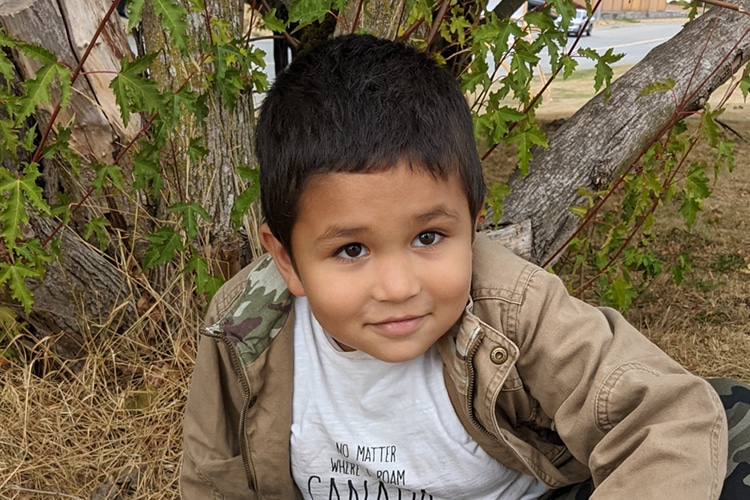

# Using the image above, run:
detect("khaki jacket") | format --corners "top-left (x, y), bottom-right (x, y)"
top-left (181, 235), bottom-right (727, 499)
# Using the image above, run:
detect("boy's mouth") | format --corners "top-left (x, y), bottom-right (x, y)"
top-left (368, 315), bottom-right (426, 337)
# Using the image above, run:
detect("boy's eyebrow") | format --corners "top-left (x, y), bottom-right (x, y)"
top-left (316, 206), bottom-right (461, 243)
top-left (413, 206), bottom-right (461, 224)
top-left (316, 225), bottom-right (366, 243)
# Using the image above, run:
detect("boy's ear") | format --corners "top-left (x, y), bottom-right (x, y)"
top-left (474, 210), bottom-right (483, 228)
top-left (259, 223), bottom-right (306, 297)
top-left (472, 210), bottom-right (484, 239)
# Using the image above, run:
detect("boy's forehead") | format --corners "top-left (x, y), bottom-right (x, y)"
top-left (294, 165), bottom-right (472, 220)
top-left (300, 164), bottom-right (463, 193)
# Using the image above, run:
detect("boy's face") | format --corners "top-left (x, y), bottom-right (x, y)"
top-left (262, 162), bottom-right (477, 363)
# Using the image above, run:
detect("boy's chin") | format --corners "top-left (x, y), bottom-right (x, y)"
top-left (362, 346), bottom-right (433, 364)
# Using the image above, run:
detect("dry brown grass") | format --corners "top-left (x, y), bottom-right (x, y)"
top-left (1, 65), bottom-right (748, 498)
top-left (0, 276), bottom-right (200, 499)
top-left (535, 73), bottom-right (750, 382)
top-left (621, 108), bottom-right (750, 382)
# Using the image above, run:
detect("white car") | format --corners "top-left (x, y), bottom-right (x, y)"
top-left (565, 8), bottom-right (593, 36)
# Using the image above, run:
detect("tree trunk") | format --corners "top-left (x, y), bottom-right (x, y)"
top-left (0, 0), bottom-right (256, 346)
top-left (0, 0), bottom-right (143, 350)
top-left (138, 0), bottom-right (260, 280)
top-left (496, 0), bottom-right (750, 265)
top-left (337, 0), bottom-right (750, 265)
top-left (22, 216), bottom-right (140, 359)
top-left (336, 0), bottom-right (407, 38)
top-left (0, 0), bottom-right (139, 164)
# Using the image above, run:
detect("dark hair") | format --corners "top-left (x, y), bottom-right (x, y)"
top-left (256, 34), bottom-right (485, 251)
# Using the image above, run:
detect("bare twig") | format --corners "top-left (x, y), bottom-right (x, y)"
top-left (698, 0), bottom-right (748, 13)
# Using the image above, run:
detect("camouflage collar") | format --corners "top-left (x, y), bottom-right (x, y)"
top-left (205, 255), bottom-right (292, 365)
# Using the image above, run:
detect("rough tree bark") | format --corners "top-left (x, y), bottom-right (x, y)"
top-left (0, 0), bottom-right (255, 353)
top-left (496, 0), bottom-right (750, 265)
top-left (139, 0), bottom-right (261, 276)
top-left (0, 0), bottom-right (139, 163)
top-left (0, 0), bottom-right (141, 356)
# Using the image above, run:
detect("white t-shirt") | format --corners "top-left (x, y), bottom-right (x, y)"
top-left (291, 297), bottom-right (549, 499)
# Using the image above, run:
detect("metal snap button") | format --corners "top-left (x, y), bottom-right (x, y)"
top-left (490, 347), bottom-right (508, 365)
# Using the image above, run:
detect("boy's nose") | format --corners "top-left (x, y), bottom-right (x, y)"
top-left (372, 254), bottom-right (421, 303)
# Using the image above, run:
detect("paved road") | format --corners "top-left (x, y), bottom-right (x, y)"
top-left (558, 19), bottom-right (685, 70)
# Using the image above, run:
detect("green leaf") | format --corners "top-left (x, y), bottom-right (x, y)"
top-left (152, 0), bottom-right (189, 52)
top-left (186, 137), bottom-right (208, 165)
top-left (446, 6), bottom-right (471, 46)
top-left (14, 237), bottom-right (53, 266)
top-left (670, 252), bottom-right (692, 285)
top-left (20, 163), bottom-right (51, 215)
top-left (185, 255), bottom-right (225, 297)
top-left (685, 162), bottom-right (710, 200)
top-left (210, 18), bottom-right (235, 45)
top-left (214, 43), bottom-right (243, 81)
top-left (638, 78), bottom-right (676, 98)
top-left (507, 123), bottom-right (547, 176)
top-left (678, 197), bottom-right (701, 229)
top-left (740, 63), bottom-right (750, 100)
top-left (128, 0), bottom-right (145, 30)
top-left (251, 69), bottom-right (269, 94)
top-left (289, 0), bottom-right (333, 25)
top-left (168, 202), bottom-right (210, 241)
top-left (0, 119), bottom-right (18, 156)
top-left (602, 276), bottom-right (638, 311)
top-left (110, 54), bottom-right (164, 127)
top-left (144, 226), bottom-right (185, 269)
top-left (700, 105), bottom-right (722, 148)
top-left (91, 162), bottom-right (124, 193)
top-left (477, 105), bottom-right (525, 145)
top-left (0, 263), bottom-right (41, 313)
top-left (21, 124), bottom-right (38, 153)
top-left (132, 142), bottom-right (164, 195)
top-left (462, 58), bottom-right (490, 94)
top-left (0, 48), bottom-right (16, 81)
top-left (569, 205), bottom-right (589, 218)
top-left (263, 8), bottom-right (287, 33)
top-left (164, 87), bottom-right (201, 128)
top-left (486, 182), bottom-right (511, 225)
top-left (84, 217), bottom-right (111, 251)
top-left (231, 166), bottom-right (261, 229)
top-left (14, 41), bottom-right (57, 65)
top-left (578, 47), bottom-right (624, 93)
top-left (17, 63), bottom-right (72, 121)
top-left (0, 164), bottom-right (51, 248)
top-left (716, 139), bottom-right (735, 174)
top-left (560, 54), bottom-right (578, 80)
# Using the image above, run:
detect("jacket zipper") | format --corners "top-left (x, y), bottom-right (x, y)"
top-left (201, 327), bottom-right (258, 491)
top-left (465, 329), bottom-right (496, 439)
top-left (464, 328), bottom-right (544, 483)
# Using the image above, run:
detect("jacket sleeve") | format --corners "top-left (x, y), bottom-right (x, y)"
top-left (180, 334), bottom-right (258, 499)
top-left (515, 268), bottom-right (727, 499)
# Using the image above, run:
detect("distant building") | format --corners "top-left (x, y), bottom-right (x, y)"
top-left (600, 0), bottom-right (668, 13)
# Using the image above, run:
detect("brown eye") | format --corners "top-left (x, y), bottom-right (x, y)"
top-left (416, 232), bottom-right (439, 246)
top-left (336, 243), bottom-right (367, 259)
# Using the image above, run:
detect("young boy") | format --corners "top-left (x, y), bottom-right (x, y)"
top-left (181, 35), bottom-right (729, 499)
